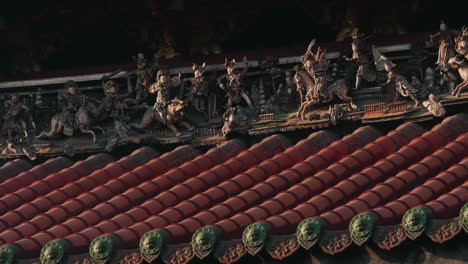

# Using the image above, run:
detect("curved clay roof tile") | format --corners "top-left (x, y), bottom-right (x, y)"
top-left (0, 159), bottom-right (32, 183)
top-left (0, 147), bottom-right (159, 234)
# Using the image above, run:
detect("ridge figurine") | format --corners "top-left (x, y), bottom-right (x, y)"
top-left (376, 52), bottom-right (422, 108)
top-left (99, 79), bottom-right (131, 138)
top-left (450, 26), bottom-right (468, 97)
top-left (37, 81), bottom-right (103, 142)
top-left (1, 95), bottom-right (36, 159)
top-left (430, 20), bottom-right (459, 92)
top-left (217, 56), bottom-right (253, 109)
top-left (189, 62), bottom-right (209, 114)
top-left (343, 36), bottom-right (376, 90)
top-left (148, 69), bottom-right (182, 124)
top-left (296, 40), bottom-right (352, 120)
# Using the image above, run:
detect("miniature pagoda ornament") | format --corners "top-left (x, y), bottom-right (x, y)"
top-left (258, 79), bottom-right (267, 114)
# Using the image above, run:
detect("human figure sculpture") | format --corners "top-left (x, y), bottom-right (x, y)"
top-left (376, 54), bottom-right (422, 107)
top-left (343, 36), bottom-right (376, 89)
top-left (148, 70), bottom-right (182, 125)
top-left (37, 81), bottom-right (103, 142)
top-left (2, 95), bottom-right (36, 159)
top-left (189, 62), bottom-right (209, 114)
top-left (295, 40), bottom-right (352, 120)
top-left (217, 57), bottom-right (253, 109)
top-left (132, 53), bottom-right (152, 103)
top-left (430, 20), bottom-right (459, 92)
top-left (99, 80), bottom-right (131, 138)
top-left (450, 26), bottom-right (468, 97)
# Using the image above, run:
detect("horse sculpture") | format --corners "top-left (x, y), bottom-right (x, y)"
top-left (37, 102), bottom-right (104, 142)
top-left (295, 70), bottom-right (352, 120)
top-left (128, 98), bottom-right (194, 137)
top-left (450, 28), bottom-right (468, 97)
top-left (448, 56), bottom-right (468, 97)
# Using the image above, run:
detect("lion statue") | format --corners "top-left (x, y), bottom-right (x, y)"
top-left (128, 98), bottom-right (194, 136)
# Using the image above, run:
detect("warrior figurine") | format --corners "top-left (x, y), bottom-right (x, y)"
top-left (148, 70), bottom-right (182, 124)
top-left (99, 80), bottom-right (131, 138)
top-left (100, 80), bottom-right (130, 119)
top-left (189, 62), bottom-right (209, 114)
top-left (2, 95), bottom-right (36, 159)
top-left (455, 26), bottom-right (468, 60)
top-left (301, 39), bottom-right (329, 79)
top-left (127, 53), bottom-right (152, 104)
top-left (430, 20), bottom-right (459, 92)
top-left (301, 40), bottom-right (332, 100)
top-left (37, 81), bottom-right (103, 142)
top-left (58, 81), bottom-right (87, 135)
top-left (450, 27), bottom-right (468, 97)
top-left (430, 20), bottom-right (459, 71)
top-left (217, 57), bottom-right (253, 109)
top-left (381, 57), bottom-right (421, 108)
top-left (343, 36), bottom-right (376, 89)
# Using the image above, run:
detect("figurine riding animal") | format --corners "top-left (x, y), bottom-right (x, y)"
top-left (294, 71), bottom-right (352, 120)
top-left (37, 101), bottom-right (104, 142)
top-left (450, 28), bottom-right (468, 97)
top-left (293, 67), bottom-right (307, 105)
top-left (128, 98), bottom-right (194, 136)
top-left (448, 56), bottom-right (468, 97)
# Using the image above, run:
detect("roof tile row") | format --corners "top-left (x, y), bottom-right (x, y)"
top-left (63, 135), bottom-right (291, 251)
top-left (8, 141), bottom-right (243, 255)
top-left (0, 114), bottom-right (466, 263)
top-left (0, 147), bottom-right (158, 234)
top-left (0, 154), bottom-right (112, 216)
top-left (0, 157), bottom-right (71, 196)
top-left (160, 126), bottom-right (381, 242)
top-left (320, 132), bottom-right (468, 228)
top-left (112, 130), bottom-right (339, 246)
top-left (372, 157), bottom-right (468, 224)
top-left (0, 159), bottom-right (33, 183)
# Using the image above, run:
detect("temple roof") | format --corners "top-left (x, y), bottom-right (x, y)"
top-left (0, 114), bottom-right (467, 264)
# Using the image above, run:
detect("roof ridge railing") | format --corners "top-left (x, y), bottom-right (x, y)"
top-left (0, 44), bottom-right (413, 89)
